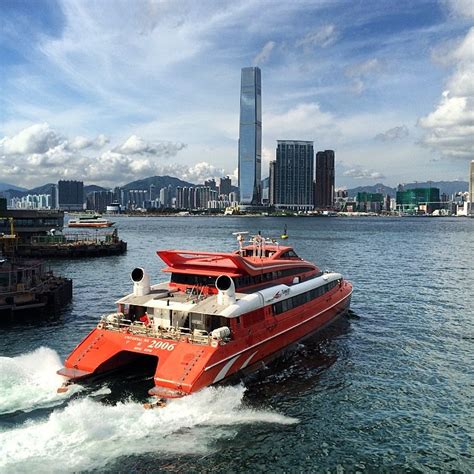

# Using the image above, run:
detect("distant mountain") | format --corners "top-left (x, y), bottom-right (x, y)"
top-left (0, 182), bottom-right (27, 192)
top-left (28, 183), bottom-right (56, 195)
top-left (122, 175), bottom-right (196, 191)
top-left (346, 180), bottom-right (468, 198)
top-left (346, 183), bottom-right (396, 197)
top-left (84, 184), bottom-right (109, 195)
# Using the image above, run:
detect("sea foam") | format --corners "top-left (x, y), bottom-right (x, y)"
top-left (0, 347), bottom-right (81, 415)
top-left (0, 384), bottom-right (298, 473)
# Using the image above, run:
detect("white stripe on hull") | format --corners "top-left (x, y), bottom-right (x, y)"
top-left (213, 355), bottom-right (240, 383)
top-left (240, 351), bottom-right (258, 369)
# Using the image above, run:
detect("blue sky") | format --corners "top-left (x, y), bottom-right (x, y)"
top-left (0, 0), bottom-right (473, 189)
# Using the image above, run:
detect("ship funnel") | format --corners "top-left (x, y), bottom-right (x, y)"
top-left (215, 275), bottom-right (236, 306)
top-left (131, 267), bottom-right (151, 296)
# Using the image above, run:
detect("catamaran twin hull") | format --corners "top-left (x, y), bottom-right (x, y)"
top-left (58, 239), bottom-right (352, 399)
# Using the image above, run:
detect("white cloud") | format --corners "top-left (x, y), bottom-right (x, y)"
top-left (297, 24), bottom-right (339, 49)
top-left (343, 168), bottom-right (386, 180)
top-left (264, 102), bottom-right (335, 137)
top-left (115, 135), bottom-right (186, 157)
top-left (0, 124), bottom-right (188, 188)
top-left (443, 0), bottom-right (474, 18)
top-left (181, 162), bottom-right (226, 183)
top-left (419, 27), bottom-right (474, 159)
top-left (69, 134), bottom-right (109, 151)
top-left (253, 41), bottom-right (276, 65)
top-left (375, 125), bottom-right (409, 141)
top-left (0, 123), bottom-right (62, 155)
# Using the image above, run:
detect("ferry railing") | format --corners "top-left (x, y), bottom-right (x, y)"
top-left (97, 313), bottom-right (221, 346)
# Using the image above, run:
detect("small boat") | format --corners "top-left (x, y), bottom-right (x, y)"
top-left (281, 224), bottom-right (288, 239)
top-left (57, 232), bottom-right (352, 401)
top-left (68, 214), bottom-right (114, 228)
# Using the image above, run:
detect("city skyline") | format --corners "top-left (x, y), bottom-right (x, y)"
top-left (0, 1), bottom-right (473, 189)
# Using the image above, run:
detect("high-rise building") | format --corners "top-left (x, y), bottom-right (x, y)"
top-left (269, 160), bottom-right (276, 206)
top-left (149, 184), bottom-right (156, 201)
top-left (58, 180), bottom-right (84, 211)
top-left (204, 179), bottom-right (217, 191)
top-left (396, 187), bottom-right (440, 214)
top-left (219, 176), bottom-right (232, 196)
top-left (469, 160), bottom-right (474, 216)
top-left (315, 150), bottom-right (335, 209)
top-left (238, 66), bottom-right (262, 205)
top-left (88, 190), bottom-right (114, 212)
top-left (50, 184), bottom-right (58, 209)
top-left (273, 141), bottom-right (314, 210)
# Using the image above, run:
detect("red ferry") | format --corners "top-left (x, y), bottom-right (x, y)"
top-left (58, 233), bottom-right (352, 402)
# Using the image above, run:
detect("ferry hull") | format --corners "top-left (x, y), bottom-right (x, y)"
top-left (58, 284), bottom-right (351, 398)
top-left (68, 222), bottom-right (114, 228)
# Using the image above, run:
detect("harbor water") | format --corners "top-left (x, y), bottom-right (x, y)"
top-left (1, 216), bottom-right (473, 472)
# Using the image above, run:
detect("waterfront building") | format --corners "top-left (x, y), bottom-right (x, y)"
top-left (396, 187), bottom-right (440, 214)
top-left (149, 184), bottom-right (157, 201)
top-left (269, 160), bottom-right (276, 206)
top-left (273, 140), bottom-right (314, 211)
top-left (315, 150), bottom-right (335, 209)
top-left (0, 209), bottom-right (64, 242)
top-left (127, 190), bottom-right (147, 209)
top-left (238, 66), bottom-right (262, 205)
top-left (261, 177), bottom-right (270, 205)
top-left (9, 194), bottom-right (52, 210)
top-left (58, 180), bottom-right (84, 211)
top-left (159, 187), bottom-right (169, 208)
top-left (229, 191), bottom-right (239, 204)
top-left (219, 176), bottom-right (232, 196)
top-left (356, 192), bottom-right (384, 213)
top-left (50, 184), bottom-right (58, 209)
top-left (88, 190), bottom-right (114, 212)
top-left (204, 179), bottom-right (217, 191)
top-left (470, 160), bottom-right (474, 216)
top-left (176, 186), bottom-right (193, 209)
top-left (334, 189), bottom-right (348, 211)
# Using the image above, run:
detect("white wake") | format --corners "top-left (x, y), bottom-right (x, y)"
top-left (0, 384), bottom-right (298, 473)
top-left (0, 347), bottom-right (81, 415)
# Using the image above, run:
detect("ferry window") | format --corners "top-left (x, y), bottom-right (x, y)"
top-left (190, 313), bottom-right (205, 331)
top-left (281, 250), bottom-right (299, 259)
top-left (171, 273), bottom-right (216, 287)
top-left (206, 315), bottom-right (226, 332)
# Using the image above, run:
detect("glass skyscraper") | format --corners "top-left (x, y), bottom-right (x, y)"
top-left (238, 67), bottom-right (262, 205)
top-left (273, 140), bottom-right (314, 210)
top-left (315, 150), bottom-right (335, 209)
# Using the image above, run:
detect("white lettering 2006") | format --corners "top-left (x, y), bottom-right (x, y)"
top-left (147, 340), bottom-right (175, 351)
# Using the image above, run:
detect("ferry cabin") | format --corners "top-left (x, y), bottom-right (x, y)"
top-left (116, 244), bottom-right (344, 339)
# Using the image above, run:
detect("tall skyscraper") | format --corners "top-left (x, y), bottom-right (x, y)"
top-left (58, 180), bottom-right (84, 211)
top-left (469, 160), bottom-right (474, 216)
top-left (315, 150), bottom-right (335, 209)
top-left (274, 141), bottom-right (314, 210)
top-left (238, 66), bottom-right (262, 205)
